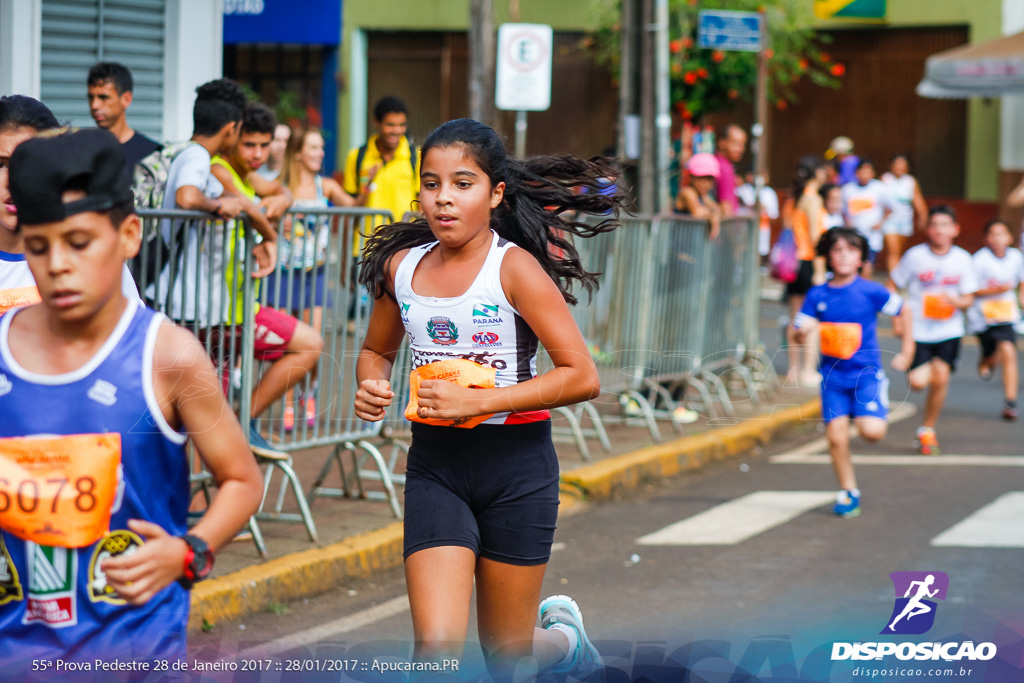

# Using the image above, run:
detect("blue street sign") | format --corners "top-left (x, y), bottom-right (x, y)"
top-left (697, 10), bottom-right (763, 53)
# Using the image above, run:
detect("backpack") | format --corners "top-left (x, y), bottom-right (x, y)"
top-left (131, 140), bottom-right (196, 210)
top-left (130, 141), bottom-right (197, 291)
top-left (353, 137), bottom-right (418, 195)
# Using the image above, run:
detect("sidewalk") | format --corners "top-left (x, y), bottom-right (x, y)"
top-left (189, 385), bottom-right (821, 632)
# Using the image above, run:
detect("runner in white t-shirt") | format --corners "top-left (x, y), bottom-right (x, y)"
top-left (843, 159), bottom-right (893, 279)
top-left (969, 219), bottom-right (1024, 421)
top-left (889, 205), bottom-right (979, 454)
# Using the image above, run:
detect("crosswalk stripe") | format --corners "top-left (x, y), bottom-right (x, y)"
top-left (771, 454), bottom-right (1024, 466)
top-left (636, 491), bottom-right (835, 546)
top-left (931, 492), bottom-right (1024, 547)
top-left (237, 595), bottom-right (411, 659)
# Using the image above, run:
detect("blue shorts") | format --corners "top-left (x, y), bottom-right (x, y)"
top-left (403, 421), bottom-right (560, 566)
top-left (263, 264), bottom-right (333, 312)
top-left (821, 370), bottom-right (889, 423)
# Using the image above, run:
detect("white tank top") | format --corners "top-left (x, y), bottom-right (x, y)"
top-left (882, 172), bottom-right (916, 229)
top-left (393, 230), bottom-right (549, 425)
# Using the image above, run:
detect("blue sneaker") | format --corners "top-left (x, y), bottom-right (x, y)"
top-left (833, 490), bottom-right (861, 518)
top-left (539, 594), bottom-right (604, 681)
top-left (249, 421), bottom-right (287, 460)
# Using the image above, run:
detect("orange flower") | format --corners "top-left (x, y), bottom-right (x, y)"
top-left (831, 63), bottom-right (846, 76)
top-left (712, 50), bottom-right (725, 63)
top-left (798, 58), bottom-right (809, 70)
top-left (776, 99), bottom-right (787, 110)
top-left (684, 71), bottom-right (698, 85)
top-left (728, 89), bottom-right (739, 99)
top-left (682, 37), bottom-right (693, 48)
top-left (670, 39), bottom-right (684, 54)
top-left (672, 62), bottom-right (683, 75)
top-left (820, 52), bottom-right (831, 63)
top-left (765, 49), bottom-right (775, 59)
top-left (682, 109), bottom-right (693, 120)
top-left (697, 67), bottom-right (708, 78)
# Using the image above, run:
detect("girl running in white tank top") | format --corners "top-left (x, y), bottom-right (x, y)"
top-left (355, 119), bottom-right (626, 680)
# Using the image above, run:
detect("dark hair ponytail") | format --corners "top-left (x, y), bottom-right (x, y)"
top-left (0, 95), bottom-right (60, 133)
top-left (359, 118), bottom-right (630, 304)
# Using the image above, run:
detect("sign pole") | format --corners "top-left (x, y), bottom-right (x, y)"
top-left (515, 110), bottom-right (527, 158)
top-left (753, 14), bottom-right (768, 199)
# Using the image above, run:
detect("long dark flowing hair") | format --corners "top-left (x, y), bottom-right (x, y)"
top-left (359, 118), bottom-right (630, 305)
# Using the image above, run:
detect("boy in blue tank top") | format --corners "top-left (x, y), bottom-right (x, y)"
top-left (0, 128), bottom-right (262, 671)
top-left (794, 227), bottom-right (914, 518)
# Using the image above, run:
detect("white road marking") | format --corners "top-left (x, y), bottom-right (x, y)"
top-left (768, 403), bottom-right (916, 462)
top-left (237, 595), bottom-right (410, 659)
top-left (637, 491), bottom-right (835, 546)
top-left (931, 493), bottom-right (1024, 547)
top-left (771, 454), bottom-right (1024, 467)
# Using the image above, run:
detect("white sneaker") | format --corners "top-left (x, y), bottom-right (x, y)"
top-left (539, 594), bottom-right (604, 681)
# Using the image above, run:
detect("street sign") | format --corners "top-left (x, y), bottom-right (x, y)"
top-left (697, 10), bottom-right (763, 53)
top-left (495, 23), bottom-right (553, 111)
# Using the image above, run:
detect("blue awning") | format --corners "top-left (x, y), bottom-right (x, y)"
top-left (223, 0), bottom-right (341, 46)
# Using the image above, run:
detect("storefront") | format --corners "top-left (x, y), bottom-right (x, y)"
top-left (222, 0), bottom-right (341, 172)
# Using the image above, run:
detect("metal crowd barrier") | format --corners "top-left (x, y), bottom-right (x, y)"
top-left (133, 209), bottom-right (270, 555)
top-left (248, 207), bottom-right (405, 519)
top-left (567, 214), bottom-right (777, 445)
top-left (133, 207), bottom-right (774, 550)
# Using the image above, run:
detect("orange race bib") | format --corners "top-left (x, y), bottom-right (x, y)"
top-left (406, 359), bottom-right (497, 429)
top-left (0, 286), bottom-right (42, 315)
top-left (847, 198), bottom-right (874, 215)
top-left (923, 293), bottom-right (956, 320)
top-left (819, 322), bottom-right (863, 360)
top-left (0, 434), bottom-right (121, 548)
top-left (981, 299), bottom-right (1016, 323)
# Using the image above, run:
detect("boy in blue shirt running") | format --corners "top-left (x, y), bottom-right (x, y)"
top-left (794, 227), bottom-right (914, 517)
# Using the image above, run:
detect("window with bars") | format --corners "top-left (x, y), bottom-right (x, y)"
top-left (40, 0), bottom-right (166, 140)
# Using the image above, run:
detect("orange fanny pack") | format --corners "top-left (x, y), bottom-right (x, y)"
top-left (406, 359), bottom-right (497, 429)
top-left (0, 434), bottom-right (122, 548)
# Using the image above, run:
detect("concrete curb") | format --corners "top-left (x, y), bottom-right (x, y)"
top-left (189, 398), bottom-right (821, 631)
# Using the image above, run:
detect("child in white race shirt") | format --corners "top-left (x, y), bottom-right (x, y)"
top-left (889, 205), bottom-right (979, 454)
top-left (969, 219), bottom-right (1024, 421)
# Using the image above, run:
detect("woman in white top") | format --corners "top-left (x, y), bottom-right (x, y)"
top-left (881, 153), bottom-right (928, 275)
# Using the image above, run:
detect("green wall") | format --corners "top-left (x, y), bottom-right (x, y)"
top-left (817, 0), bottom-right (1003, 200)
top-left (338, 0), bottom-right (603, 165)
top-left (339, 0), bottom-right (1003, 200)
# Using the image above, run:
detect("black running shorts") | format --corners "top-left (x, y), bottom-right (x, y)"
top-left (978, 324), bottom-right (1017, 360)
top-left (910, 337), bottom-right (962, 372)
top-left (403, 421), bottom-right (560, 566)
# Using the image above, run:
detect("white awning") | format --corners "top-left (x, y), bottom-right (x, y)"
top-left (917, 30), bottom-right (1024, 99)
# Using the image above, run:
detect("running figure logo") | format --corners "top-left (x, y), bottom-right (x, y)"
top-left (881, 571), bottom-right (949, 635)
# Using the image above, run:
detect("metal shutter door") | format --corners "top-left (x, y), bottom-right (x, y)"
top-left (40, 0), bottom-right (165, 141)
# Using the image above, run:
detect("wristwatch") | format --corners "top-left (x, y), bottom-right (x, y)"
top-left (177, 534), bottom-right (214, 589)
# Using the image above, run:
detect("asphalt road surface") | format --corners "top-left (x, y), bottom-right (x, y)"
top-left (191, 299), bottom-right (1024, 682)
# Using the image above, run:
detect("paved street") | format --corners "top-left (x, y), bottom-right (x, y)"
top-left (190, 297), bottom-right (1024, 682)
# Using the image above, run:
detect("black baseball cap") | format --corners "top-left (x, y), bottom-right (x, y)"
top-left (9, 127), bottom-right (134, 226)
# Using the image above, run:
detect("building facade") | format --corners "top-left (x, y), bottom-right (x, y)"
top-left (0, 0), bottom-right (223, 143)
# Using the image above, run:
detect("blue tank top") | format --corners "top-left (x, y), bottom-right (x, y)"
top-left (0, 301), bottom-right (190, 664)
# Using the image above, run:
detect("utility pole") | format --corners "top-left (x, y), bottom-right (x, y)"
top-left (639, 0), bottom-right (655, 215)
top-left (469, 0), bottom-right (496, 126)
top-left (618, 0), bottom-right (641, 201)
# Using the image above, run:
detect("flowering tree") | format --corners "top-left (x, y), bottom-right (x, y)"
top-left (587, 0), bottom-right (844, 121)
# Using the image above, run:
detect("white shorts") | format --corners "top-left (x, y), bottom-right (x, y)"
top-left (882, 217), bottom-right (913, 237)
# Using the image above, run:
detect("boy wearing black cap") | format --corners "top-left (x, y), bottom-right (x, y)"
top-left (0, 128), bottom-right (262, 667)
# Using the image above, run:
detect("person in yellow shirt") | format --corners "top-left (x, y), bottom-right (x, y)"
top-left (343, 96), bottom-right (420, 248)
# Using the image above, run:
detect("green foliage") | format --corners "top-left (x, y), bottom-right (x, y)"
top-left (586, 0), bottom-right (843, 120)
top-left (267, 602), bottom-right (290, 616)
top-left (241, 84), bottom-right (307, 127)
top-left (201, 618), bottom-right (215, 633)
